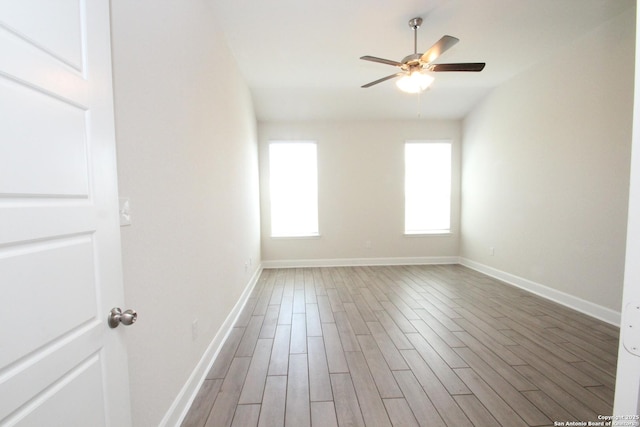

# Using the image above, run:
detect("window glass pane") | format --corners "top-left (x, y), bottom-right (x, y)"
top-left (269, 141), bottom-right (319, 237)
top-left (404, 141), bottom-right (452, 233)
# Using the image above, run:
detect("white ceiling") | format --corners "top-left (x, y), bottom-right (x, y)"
top-left (208, 0), bottom-right (634, 121)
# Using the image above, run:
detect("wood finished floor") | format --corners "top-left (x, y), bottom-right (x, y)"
top-left (181, 265), bottom-right (619, 427)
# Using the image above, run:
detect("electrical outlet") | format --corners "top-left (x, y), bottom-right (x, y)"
top-left (119, 197), bottom-right (132, 226)
top-left (490, 247), bottom-right (495, 256)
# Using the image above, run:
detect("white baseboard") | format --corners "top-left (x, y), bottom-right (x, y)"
top-left (459, 257), bottom-right (621, 326)
top-left (262, 256), bottom-right (459, 269)
top-left (160, 265), bottom-right (263, 427)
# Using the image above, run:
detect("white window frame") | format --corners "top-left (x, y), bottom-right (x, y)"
top-left (268, 141), bottom-right (319, 238)
top-left (404, 140), bottom-right (452, 235)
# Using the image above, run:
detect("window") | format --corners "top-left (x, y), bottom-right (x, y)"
top-left (269, 141), bottom-right (319, 237)
top-left (404, 140), bottom-right (452, 234)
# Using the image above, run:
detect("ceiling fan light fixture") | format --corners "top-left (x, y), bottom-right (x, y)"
top-left (395, 71), bottom-right (434, 93)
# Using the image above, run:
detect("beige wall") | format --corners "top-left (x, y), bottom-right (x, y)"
top-left (110, 1), bottom-right (261, 425)
top-left (460, 10), bottom-right (635, 313)
top-left (258, 120), bottom-right (461, 263)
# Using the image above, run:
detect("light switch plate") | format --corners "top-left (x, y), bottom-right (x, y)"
top-left (119, 197), bottom-right (132, 226)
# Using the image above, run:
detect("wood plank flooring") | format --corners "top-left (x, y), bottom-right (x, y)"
top-left (181, 265), bottom-right (619, 427)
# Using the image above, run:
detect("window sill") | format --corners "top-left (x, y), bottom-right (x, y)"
top-left (270, 234), bottom-right (322, 240)
top-left (404, 231), bottom-right (453, 237)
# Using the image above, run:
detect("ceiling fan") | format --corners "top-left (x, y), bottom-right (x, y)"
top-left (360, 17), bottom-right (485, 93)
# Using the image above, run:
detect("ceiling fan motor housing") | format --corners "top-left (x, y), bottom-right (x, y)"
top-left (401, 53), bottom-right (423, 68)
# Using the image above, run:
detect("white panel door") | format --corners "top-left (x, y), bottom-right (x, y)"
top-left (0, 0), bottom-right (132, 425)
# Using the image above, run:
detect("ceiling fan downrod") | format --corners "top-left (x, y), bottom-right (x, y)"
top-left (409, 17), bottom-right (422, 54)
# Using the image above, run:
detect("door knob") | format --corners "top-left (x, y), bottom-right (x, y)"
top-left (108, 307), bottom-right (138, 328)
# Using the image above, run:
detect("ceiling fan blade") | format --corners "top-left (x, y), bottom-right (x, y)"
top-left (360, 55), bottom-right (403, 67)
top-left (361, 72), bottom-right (404, 88)
top-left (428, 62), bottom-right (486, 72)
top-left (420, 35), bottom-right (459, 64)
